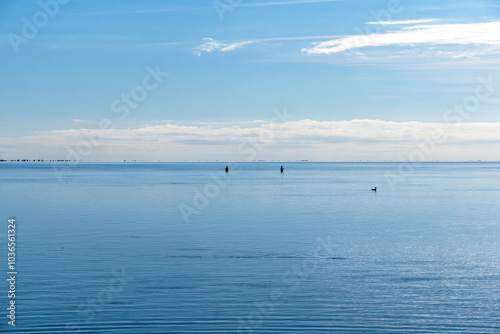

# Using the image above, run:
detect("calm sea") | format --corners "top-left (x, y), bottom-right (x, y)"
top-left (1, 162), bottom-right (499, 333)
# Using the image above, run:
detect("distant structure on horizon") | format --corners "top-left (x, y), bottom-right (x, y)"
top-left (0, 159), bottom-right (77, 162)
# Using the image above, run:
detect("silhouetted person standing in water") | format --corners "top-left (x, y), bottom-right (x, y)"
top-left (280, 166), bottom-right (284, 173)
top-left (225, 166), bottom-right (229, 173)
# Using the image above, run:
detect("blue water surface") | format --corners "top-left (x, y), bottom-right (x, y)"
top-left (0, 162), bottom-right (499, 333)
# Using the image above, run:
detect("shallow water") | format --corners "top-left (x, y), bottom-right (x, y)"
top-left (1, 162), bottom-right (499, 333)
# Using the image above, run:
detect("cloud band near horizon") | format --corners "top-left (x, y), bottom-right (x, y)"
top-left (2, 119), bottom-right (500, 161)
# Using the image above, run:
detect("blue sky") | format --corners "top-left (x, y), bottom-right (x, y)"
top-left (1, 0), bottom-right (500, 161)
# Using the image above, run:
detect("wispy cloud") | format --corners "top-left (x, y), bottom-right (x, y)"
top-left (441, 50), bottom-right (481, 60)
top-left (193, 38), bottom-right (254, 56)
top-left (92, 0), bottom-right (342, 15)
top-left (193, 35), bottom-right (342, 55)
top-left (366, 19), bottom-right (440, 25)
top-left (302, 21), bottom-right (500, 55)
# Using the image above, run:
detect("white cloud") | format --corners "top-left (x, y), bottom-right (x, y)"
top-left (193, 38), bottom-right (254, 56)
top-left (3, 119), bottom-right (500, 161)
top-left (302, 21), bottom-right (500, 55)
